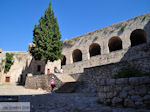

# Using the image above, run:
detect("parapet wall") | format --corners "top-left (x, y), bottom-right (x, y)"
top-left (62, 13), bottom-right (150, 74)
top-left (98, 77), bottom-right (150, 108)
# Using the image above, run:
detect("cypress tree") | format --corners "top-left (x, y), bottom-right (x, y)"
top-left (30, 2), bottom-right (63, 62)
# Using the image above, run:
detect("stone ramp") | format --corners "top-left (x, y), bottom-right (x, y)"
top-left (54, 73), bottom-right (76, 83)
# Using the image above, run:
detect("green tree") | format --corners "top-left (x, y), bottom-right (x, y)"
top-left (4, 53), bottom-right (14, 73)
top-left (30, 2), bottom-right (63, 62)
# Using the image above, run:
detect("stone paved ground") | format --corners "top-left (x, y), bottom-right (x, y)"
top-left (0, 85), bottom-right (48, 95)
top-left (19, 93), bottom-right (150, 112)
top-left (0, 85), bottom-right (150, 112)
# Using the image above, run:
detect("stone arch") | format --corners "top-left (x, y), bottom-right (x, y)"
top-left (89, 43), bottom-right (101, 57)
top-left (61, 55), bottom-right (66, 66)
top-left (130, 29), bottom-right (147, 47)
top-left (108, 36), bottom-right (122, 52)
top-left (72, 49), bottom-right (82, 62)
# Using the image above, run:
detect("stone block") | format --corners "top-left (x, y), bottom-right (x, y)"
top-left (142, 76), bottom-right (150, 84)
top-left (119, 91), bottom-right (127, 98)
top-left (103, 86), bottom-right (112, 92)
top-left (106, 79), bottom-right (116, 85)
top-left (99, 79), bottom-right (106, 86)
top-left (115, 85), bottom-right (122, 92)
top-left (112, 97), bottom-right (122, 104)
top-left (106, 92), bottom-right (114, 99)
top-left (135, 86), bottom-right (147, 96)
top-left (138, 77), bottom-right (148, 84)
top-left (103, 98), bottom-right (111, 105)
top-left (131, 95), bottom-right (142, 102)
top-left (123, 86), bottom-right (132, 92)
top-left (129, 77), bottom-right (140, 85)
top-left (135, 101), bottom-right (143, 106)
top-left (113, 91), bottom-right (118, 97)
top-left (99, 93), bottom-right (107, 99)
top-left (128, 89), bottom-right (135, 96)
top-left (143, 95), bottom-right (150, 101)
top-left (124, 98), bottom-right (135, 107)
top-left (116, 78), bottom-right (129, 85)
top-left (98, 86), bottom-right (104, 92)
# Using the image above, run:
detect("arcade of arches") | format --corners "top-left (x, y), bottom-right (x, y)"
top-left (61, 29), bottom-right (147, 65)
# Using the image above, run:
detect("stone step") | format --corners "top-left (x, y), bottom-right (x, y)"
top-left (0, 96), bottom-right (18, 102)
top-left (54, 82), bottom-right (80, 93)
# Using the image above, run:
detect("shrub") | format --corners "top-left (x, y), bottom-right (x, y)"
top-left (63, 40), bottom-right (74, 47)
top-left (4, 53), bottom-right (14, 73)
top-left (142, 16), bottom-right (146, 21)
top-left (121, 24), bottom-right (127, 32)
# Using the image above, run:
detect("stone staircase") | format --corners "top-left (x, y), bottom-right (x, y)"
top-left (51, 73), bottom-right (79, 93)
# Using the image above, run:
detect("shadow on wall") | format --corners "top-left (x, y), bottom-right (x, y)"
top-left (17, 58), bottom-right (46, 85)
top-left (120, 20), bottom-right (150, 62)
top-left (54, 20), bottom-right (150, 93)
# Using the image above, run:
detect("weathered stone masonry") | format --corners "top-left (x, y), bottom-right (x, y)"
top-left (62, 13), bottom-right (150, 74)
top-left (70, 56), bottom-right (150, 86)
top-left (98, 76), bottom-right (150, 108)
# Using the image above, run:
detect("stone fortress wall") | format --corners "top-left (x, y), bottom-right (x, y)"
top-left (62, 13), bottom-right (150, 74)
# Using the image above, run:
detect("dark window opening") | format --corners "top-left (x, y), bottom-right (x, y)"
top-left (130, 29), bottom-right (147, 47)
top-left (37, 65), bottom-right (41, 72)
top-left (61, 55), bottom-right (66, 66)
top-left (47, 69), bottom-right (50, 75)
top-left (5, 77), bottom-right (10, 82)
top-left (109, 36), bottom-right (122, 52)
top-left (72, 49), bottom-right (82, 62)
top-left (89, 43), bottom-right (101, 57)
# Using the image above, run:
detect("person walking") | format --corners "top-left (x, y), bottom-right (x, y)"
top-left (50, 77), bottom-right (55, 92)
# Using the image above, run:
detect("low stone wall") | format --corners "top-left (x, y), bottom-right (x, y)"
top-left (25, 74), bottom-right (63, 91)
top-left (83, 57), bottom-right (150, 87)
top-left (69, 57), bottom-right (150, 88)
top-left (25, 75), bottom-right (50, 90)
top-left (98, 76), bottom-right (150, 108)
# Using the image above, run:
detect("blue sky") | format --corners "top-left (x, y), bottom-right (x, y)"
top-left (0, 0), bottom-right (150, 51)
